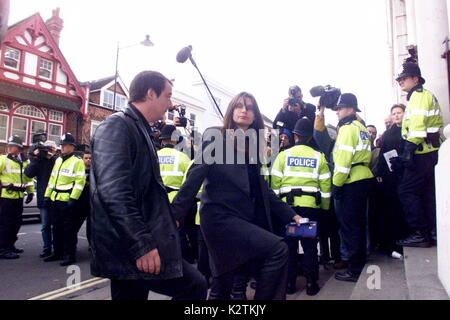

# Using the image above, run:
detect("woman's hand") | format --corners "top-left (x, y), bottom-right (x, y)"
top-left (292, 215), bottom-right (302, 225)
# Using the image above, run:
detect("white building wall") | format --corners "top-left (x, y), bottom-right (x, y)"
top-left (56, 63), bottom-right (67, 85)
top-left (23, 52), bottom-right (37, 76)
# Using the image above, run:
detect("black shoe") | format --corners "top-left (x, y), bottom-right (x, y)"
top-left (0, 251), bottom-right (20, 259)
top-left (306, 281), bottom-right (320, 296)
top-left (396, 231), bottom-right (431, 248)
top-left (335, 270), bottom-right (359, 282)
top-left (43, 254), bottom-right (63, 262)
top-left (286, 282), bottom-right (297, 295)
top-left (11, 246), bottom-right (24, 254)
top-left (60, 257), bottom-right (76, 267)
top-left (39, 250), bottom-right (52, 258)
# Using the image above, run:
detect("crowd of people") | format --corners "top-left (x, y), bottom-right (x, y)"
top-left (0, 60), bottom-right (444, 301)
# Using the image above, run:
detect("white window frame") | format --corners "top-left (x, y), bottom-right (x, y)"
top-left (91, 120), bottom-right (101, 137)
top-left (14, 105), bottom-right (46, 119)
top-left (29, 120), bottom-right (47, 145)
top-left (114, 94), bottom-right (128, 111)
top-left (189, 113), bottom-right (196, 127)
top-left (11, 116), bottom-right (29, 145)
top-left (39, 58), bottom-right (53, 80)
top-left (102, 90), bottom-right (114, 109)
top-left (0, 114), bottom-right (9, 143)
top-left (48, 123), bottom-right (63, 145)
top-left (3, 47), bottom-right (20, 70)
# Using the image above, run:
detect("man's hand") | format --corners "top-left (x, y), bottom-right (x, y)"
top-left (292, 215), bottom-right (302, 225)
top-left (136, 248), bottom-right (161, 275)
top-left (376, 177), bottom-right (383, 183)
top-left (282, 98), bottom-right (290, 111)
top-left (33, 148), bottom-right (40, 156)
top-left (173, 116), bottom-right (182, 127)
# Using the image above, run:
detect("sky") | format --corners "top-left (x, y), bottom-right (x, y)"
top-left (9, 0), bottom-right (395, 132)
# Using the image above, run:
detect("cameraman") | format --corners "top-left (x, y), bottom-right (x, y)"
top-left (273, 85), bottom-right (316, 132)
top-left (24, 140), bottom-right (58, 258)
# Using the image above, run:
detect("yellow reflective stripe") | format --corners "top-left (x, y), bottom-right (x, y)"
top-left (166, 185), bottom-right (180, 190)
top-left (280, 186), bottom-right (320, 193)
top-left (338, 145), bottom-right (355, 153)
top-left (271, 169), bottom-right (283, 178)
top-left (273, 189), bottom-right (280, 195)
top-left (335, 165), bottom-right (350, 174)
top-left (74, 184), bottom-right (84, 191)
top-left (409, 109), bottom-right (441, 117)
top-left (319, 172), bottom-right (331, 180)
top-left (160, 171), bottom-right (184, 177)
top-left (321, 192), bottom-right (331, 198)
top-left (59, 172), bottom-right (75, 177)
top-left (74, 172), bottom-right (86, 177)
top-left (427, 127), bottom-right (440, 133)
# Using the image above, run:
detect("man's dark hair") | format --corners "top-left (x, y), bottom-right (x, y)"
top-left (390, 103), bottom-right (406, 113)
top-left (129, 71), bottom-right (171, 103)
top-left (83, 149), bottom-right (91, 155)
top-left (367, 125), bottom-right (377, 131)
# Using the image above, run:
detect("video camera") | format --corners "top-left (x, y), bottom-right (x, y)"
top-left (29, 132), bottom-right (51, 160)
top-left (173, 104), bottom-right (188, 128)
top-left (310, 85), bottom-right (341, 109)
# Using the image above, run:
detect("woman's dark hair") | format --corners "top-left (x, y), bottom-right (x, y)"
top-left (390, 103), bottom-right (406, 113)
top-left (129, 71), bottom-right (171, 103)
top-left (222, 92), bottom-right (265, 133)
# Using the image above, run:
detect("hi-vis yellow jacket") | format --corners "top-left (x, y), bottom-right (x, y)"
top-left (271, 144), bottom-right (331, 210)
top-left (157, 147), bottom-right (191, 203)
top-left (332, 120), bottom-right (373, 187)
top-left (45, 155), bottom-right (86, 202)
top-left (0, 155), bottom-right (34, 199)
top-left (402, 87), bottom-right (444, 154)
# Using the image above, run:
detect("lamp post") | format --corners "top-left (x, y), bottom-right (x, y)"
top-left (113, 35), bottom-right (154, 110)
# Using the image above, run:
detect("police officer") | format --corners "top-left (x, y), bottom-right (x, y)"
top-left (0, 135), bottom-right (34, 259)
top-left (332, 93), bottom-right (373, 282)
top-left (157, 125), bottom-right (197, 263)
top-left (394, 62), bottom-right (444, 247)
top-left (43, 133), bottom-right (86, 266)
top-left (271, 118), bottom-right (331, 295)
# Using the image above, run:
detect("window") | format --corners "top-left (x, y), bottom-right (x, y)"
top-left (4, 47), bottom-right (20, 70)
top-left (114, 95), bottom-right (127, 111)
top-left (15, 105), bottom-right (45, 119)
top-left (168, 110), bottom-right (174, 121)
top-left (0, 115), bottom-right (8, 142)
top-left (48, 123), bottom-right (62, 145)
top-left (11, 117), bottom-right (28, 144)
top-left (30, 121), bottom-right (46, 144)
top-left (189, 113), bottom-right (196, 127)
top-left (49, 110), bottom-right (64, 122)
top-left (91, 120), bottom-right (101, 137)
top-left (39, 58), bottom-right (53, 79)
top-left (102, 91), bottom-right (114, 109)
top-left (0, 101), bottom-right (9, 112)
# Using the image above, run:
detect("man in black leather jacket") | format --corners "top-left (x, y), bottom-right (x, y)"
top-left (90, 70), bottom-right (207, 300)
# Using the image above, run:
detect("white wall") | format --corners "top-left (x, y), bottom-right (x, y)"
top-left (436, 124), bottom-right (450, 296)
top-left (23, 52), bottom-right (37, 76)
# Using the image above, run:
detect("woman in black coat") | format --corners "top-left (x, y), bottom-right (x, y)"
top-left (172, 92), bottom-right (301, 300)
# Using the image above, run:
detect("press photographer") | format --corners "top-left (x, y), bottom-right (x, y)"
top-left (24, 134), bottom-right (58, 258)
top-left (273, 85), bottom-right (316, 133)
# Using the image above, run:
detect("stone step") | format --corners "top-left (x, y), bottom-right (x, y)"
top-left (349, 253), bottom-right (409, 300)
top-left (403, 246), bottom-right (449, 300)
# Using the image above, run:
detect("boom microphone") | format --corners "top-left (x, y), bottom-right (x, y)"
top-left (176, 45), bottom-right (192, 63)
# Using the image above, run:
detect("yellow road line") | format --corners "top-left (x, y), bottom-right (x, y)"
top-left (28, 277), bottom-right (108, 300)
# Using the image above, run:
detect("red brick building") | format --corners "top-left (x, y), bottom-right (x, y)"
top-left (80, 75), bottom-right (129, 145)
top-left (0, 9), bottom-right (85, 153)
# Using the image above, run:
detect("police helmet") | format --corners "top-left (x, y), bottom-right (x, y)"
top-left (292, 118), bottom-right (313, 138)
top-left (60, 133), bottom-right (77, 146)
top-left (7, 135), bottom-right (24, 148)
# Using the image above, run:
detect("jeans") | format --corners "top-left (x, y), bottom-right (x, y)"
top-left (40, 207), bottom-right (52, 252)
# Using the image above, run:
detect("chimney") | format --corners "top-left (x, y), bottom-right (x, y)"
top-left (45, 8), bottom-right (64, 46)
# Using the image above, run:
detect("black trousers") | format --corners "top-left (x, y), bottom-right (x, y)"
top-left (286, 207), bottom-right (320, 283)
top-left (318, 203), bottom-right (341, 263)
top-left (49, 200), bottom-right (78, 258)
top-left (398, 151), bottom-right (438, 236)
top-left (0, 198), bottom-right (23, 252)
top-left (335, 179), bottom-right (372, 274)
top-left (196, 226), bottom-right (211, 281)
top-left (110, 260), bottom-right (208, 300)
top-left (74, 202), bottom-right (91, 245)
top-left (209, 240), bottom-right (288, 300)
